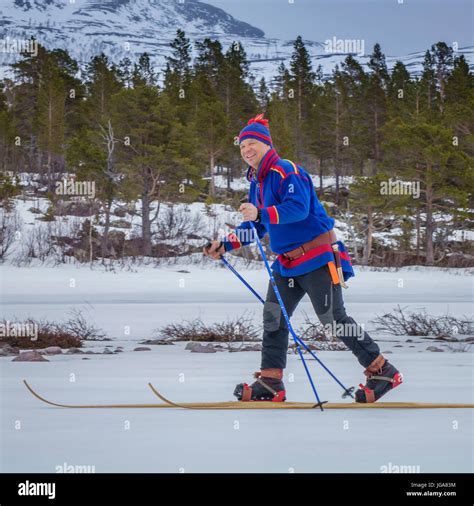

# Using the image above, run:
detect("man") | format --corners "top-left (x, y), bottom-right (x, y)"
top-left (203, 114), bottom-right (403, 403)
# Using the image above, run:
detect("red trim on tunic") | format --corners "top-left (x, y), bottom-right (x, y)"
top-left (267, 206), bottom-right (279, 224)
top-left (259, 152), bottom-right (280, 180)
top-left (227, 233), bottom-right (242, 249)
top-left (340, 251), bottom-right (351, 262)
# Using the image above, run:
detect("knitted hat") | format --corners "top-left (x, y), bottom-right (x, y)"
top-left (238, 114), bottom-right (273, 147)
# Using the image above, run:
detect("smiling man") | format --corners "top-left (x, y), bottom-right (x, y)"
top-left (203, 114), bottom-right (403, 403)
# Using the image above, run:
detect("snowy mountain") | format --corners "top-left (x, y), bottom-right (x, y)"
top-left (0, 0), bottom-right (472, 83)
top-left (1, 0), bottom-right (264, 37)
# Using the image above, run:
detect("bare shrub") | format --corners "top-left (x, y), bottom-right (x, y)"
top-left (372, 305), bottom-right (474, 337)
top-left (13, 220), bottom-right (79, 265)
top-left (0, 317), bottom-right (82, 349)
top-left (155, 312), bottom-right (261, 346)
top-left (0, 310), bottom-right (107, 349)
top-left (0, 208), bottom-right (22, 260)
top-left (63, 309), bottom-right (107, 341)
top-left (291, 312), bottom-right (349, 352)
top-left (23, 224), bottom-right (55, 261)
top-left (156, 205), bottom-right (205, 240)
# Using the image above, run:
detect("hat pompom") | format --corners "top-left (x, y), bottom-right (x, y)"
top-left (247, 113), bottom-right (269, 128)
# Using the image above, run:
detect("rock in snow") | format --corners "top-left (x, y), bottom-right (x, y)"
top-left (12, 351), bottom-right (49, 362)
top-left (190, 343), bottom-right (217, 353)
top-left (43, 346), bottom-right (63, 355)
top-left (0, 343), bottom-right (20, 356)
top-left (426, 346), bottom-right (444, 352)
top-left (67, 348), bottom-right (84, 354)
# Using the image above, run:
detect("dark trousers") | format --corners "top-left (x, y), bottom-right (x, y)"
top-left (261, 264), bottom-right (380, 370)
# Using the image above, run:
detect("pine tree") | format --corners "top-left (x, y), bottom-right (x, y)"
top-left (349, 173), bottom-right (408, 264)
top-left (194, 38), bottom-right (225, 91)
top-left (264, 93), bottom-right (293, 161)
top-left (163, 30), bottom-right (192, 110)
top-left (256, 77), bottom-right (270, 111)
top-left (36, 56), bottom-right (66, 188)
top-left (274, 62), bottom-right (291, 98)
top-left (191, 39), bottom-right (230, 198)
top-left (117, 57), bottom-right (133, 87)
top-left (444, 54), bottom-right (473, 140)
top-left (84, 53), bottom-right (123, 119)
top-left (306, 79), bottom-right (329, 191)
top-left (339, 55), bottom-right (370, 177)
top-left (368, 43), bottom-right (389, 86)
top-left (288, 36), bottom-right (316, 159)
top-left (220, 41), bottom-right (257, 188)
top-left (266, 63), bottom-right (296, 161)
top-left (0, 172), bottom-right (21, 211)
top-left (0, 81), bottom-right (14, 172)
top-left (289, 36), bottom-right (315, 120)
top-left (317, 65), bottom-right (349, 203)
top-left (189, 72), bottom-right (228, 198)
top-left (67, 53), bottom-right (124, 258)
top-left (164, 29), bottom-right (192, 90)
top-left (112, 67), bottom-right (162, 256)
top-left (132, 53), bottom-right (157, 88)
top-left (382, 118), bottom-right (472, 265)
top-left (420, 50), bottom-right (437, 115)
top-left (430, 42), bottom-right (454, 114)
top-left (222, 41), bottom-right (254, 118)
top-left (165, 115), bottom-right (206, 203)
top-left (388, 61), bottom-right (416, 121)
top-left (366, 44), bottom-right (389, 175)
top-left (10, 43), bottom-right (81, 181)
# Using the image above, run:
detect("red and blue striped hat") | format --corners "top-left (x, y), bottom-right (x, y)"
top-left (238, 114), bottom-right (273, 147)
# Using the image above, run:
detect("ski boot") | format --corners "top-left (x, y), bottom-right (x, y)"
top-left (355, 354), bottom-right (403, 403)
top-left (234, 368), bottom-right (286, 402)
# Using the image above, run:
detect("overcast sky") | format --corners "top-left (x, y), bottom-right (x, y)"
top-left (204, 0), bottom-right (473, 56)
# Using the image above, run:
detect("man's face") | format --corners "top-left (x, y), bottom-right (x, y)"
top-left (239, 138), bottom-right (270, 169)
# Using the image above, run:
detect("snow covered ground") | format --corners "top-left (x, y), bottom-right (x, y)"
top-left (0, 263), bottom-right (473, 473)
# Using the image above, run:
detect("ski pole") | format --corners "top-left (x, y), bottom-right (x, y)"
top-left (220, 256), bottom-right (265, 305)
top-left (206, 236), bottom-right (354, 398)
top-left (205, 242), bottom-right (264, 302)
top-left (205, 239), bottom-right (354, 400)
top-left (248, 224), bottom-right (328, 409)
top-left (206, 241), bottom-right (324, 407)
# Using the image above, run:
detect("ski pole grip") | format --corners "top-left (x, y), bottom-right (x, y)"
top-left (204, 241), bottom-right (224, 255)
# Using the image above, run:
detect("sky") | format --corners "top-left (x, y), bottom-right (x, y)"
top-left (204, 0), bottom-right (473, 56)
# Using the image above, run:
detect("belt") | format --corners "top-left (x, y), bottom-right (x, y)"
top-left (282, 230), bottom-right (337, 261)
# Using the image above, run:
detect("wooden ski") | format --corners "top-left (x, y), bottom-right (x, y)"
top-left (23, 380), bottom-right (474, 410)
